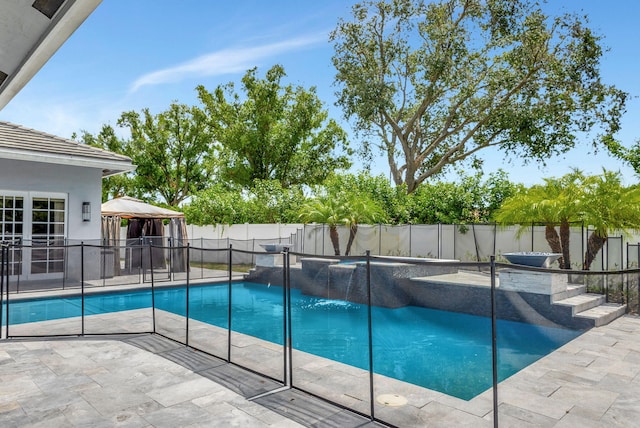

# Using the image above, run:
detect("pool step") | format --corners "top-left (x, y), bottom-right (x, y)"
top-left (554, 293), bottom-right (606, 315)
top-left (551, 284), bottom-right (586, 302)
top-left (553, 293), bottom-right (626, 327)
top-left (575, 303), bottom-right (628, 327)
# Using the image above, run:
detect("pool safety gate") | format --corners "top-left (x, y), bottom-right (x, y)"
top-left (2, 241), bottom-right (640, 427)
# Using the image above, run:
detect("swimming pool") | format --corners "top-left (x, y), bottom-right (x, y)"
top-left (3, 282), bottom-right (582, 400)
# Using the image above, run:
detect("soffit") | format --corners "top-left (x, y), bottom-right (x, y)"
top-left (0, 0), bottom-right (102, 110)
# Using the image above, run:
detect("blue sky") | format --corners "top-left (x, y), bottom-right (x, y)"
top-left (2, 0), bottom-right (640, 186)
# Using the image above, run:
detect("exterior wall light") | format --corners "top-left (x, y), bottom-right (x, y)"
top-left (82, 202), bottom-right (91, 222)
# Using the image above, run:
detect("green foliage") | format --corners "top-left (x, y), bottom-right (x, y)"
top-left (78, 103), bottom-right (215, 207)
top-left (331, 0), bottom-right (627, 193)
top-left (183, 183), bottom-right (248, 225)
top-left (197, 65), bottom-right (352, 188)
top-left (493, 170), bottom-right (584, 226)
top-left (184, 180), bottom-right (304, 225)
top-left (579, 171), bottom-right (640, 269)
top-left (494, 170), bottom-right (640, 270)
top-left (580, 171), bottom-right (640, 238)
top-left (298, 187), bottom-right (386, 255)
top-left (244, 180), bottom-right (305, 223)
top-left (493, 170), bottom-right (584, 268)
top-left (411, 171), bottom-right (520, 223)
top-left (299, 188), bottom-right (387, 226)
top-left (118, 103), bottom-right (215, 206)
top-left (320, 172), bottom-right (412, 223)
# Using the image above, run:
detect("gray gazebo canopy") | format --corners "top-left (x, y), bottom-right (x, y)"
top-left (101, 196), bottom-right (184, 219)
top-left (101, 196), bottom-right (188, 274)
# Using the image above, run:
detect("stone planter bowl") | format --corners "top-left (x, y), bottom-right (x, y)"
top-left (259, 243), bottom-right (290, 252)
top-left (502, 252), bottom-right (562, 268)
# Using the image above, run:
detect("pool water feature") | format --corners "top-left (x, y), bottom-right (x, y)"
top-left (3, 282), bottom-right (582, 400)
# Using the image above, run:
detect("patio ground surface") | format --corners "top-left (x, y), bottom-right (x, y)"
top-left (1, 313), bottom-right (640, 427)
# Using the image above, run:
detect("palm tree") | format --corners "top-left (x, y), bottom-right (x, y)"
top-left (493, 171), bottom-right (584, 269)
top-left (579, 171), bottom-right (640, 270)
top-left (342, 195), bottom-right (386, 256)
top-left (494, 170), bottom-right (640, 271)
top-left (299, 198), bottom-right (348, 255)
top-left (299, 194), bottom-right (386, 256)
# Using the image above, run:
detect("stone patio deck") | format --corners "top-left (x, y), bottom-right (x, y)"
top-left (2, 308), bottom-right (640, 427)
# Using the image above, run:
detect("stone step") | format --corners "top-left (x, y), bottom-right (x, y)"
top-left (575, 303), bottom-right (627, 327)
top-left (551, 284), bottom-right (587, 302)
top-left (554, 293), bottom-right (606, 315)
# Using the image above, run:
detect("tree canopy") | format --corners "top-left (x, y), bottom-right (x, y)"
top-left (197, 65), bottom-right (352, 188)
top-left (493, 171), bottom-right (584, 269)
top-left (493, 170), bottom-right (640, 270)
top-left (411, 170), bottom-right (520, 224)
top-left (579, 171), bottom-right (640, 270)
top-left (79, 103), bottom-right (215, 206)
top-left (331, 0), bottom-right (627, 193)
top-left (298, 190), bottom-right (386, 256)
top-left (184, 180), bottom-right (305, 225)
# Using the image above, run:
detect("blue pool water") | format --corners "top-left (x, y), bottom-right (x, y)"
top-left (3, 282), bottom-right (582, 400)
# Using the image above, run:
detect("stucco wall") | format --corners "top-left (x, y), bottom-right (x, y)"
top-left (0, 158), bottom-right (103, 242)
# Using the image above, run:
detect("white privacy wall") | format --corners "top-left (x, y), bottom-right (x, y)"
top-left (114, 221), bottom-right (640, 269)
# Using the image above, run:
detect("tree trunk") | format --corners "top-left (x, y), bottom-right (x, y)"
top-left (583, 233), bottom-right (607, 270)
top-left (345, 225), bottom-right (357, 256)
top-left (544, 225), bottom-right (563, 268)
top-left (329, 225), bottom-right (341, 256)
top-left (559, 221), bottom-right (571, 269)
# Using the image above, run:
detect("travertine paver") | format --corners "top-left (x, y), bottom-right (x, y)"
top-left (3, 311), bottom-right (640, 426)
top-left (0, 338), bottom-right (303, 427)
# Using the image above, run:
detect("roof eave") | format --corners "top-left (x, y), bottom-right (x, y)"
top-left (0, 148), bottom-right (135, 177)
top-left (0, 0), bottom-right (103, 111)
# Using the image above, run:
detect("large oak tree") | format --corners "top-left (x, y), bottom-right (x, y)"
top-left (197, 65), bottom-right (352, 188)
top-left (331, 0), bottom-right (627, 193)
top-left (79, 102), bottom-right (214, 206)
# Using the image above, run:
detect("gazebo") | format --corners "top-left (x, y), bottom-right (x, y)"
top-left (101, 196), bottom-right (188, 275)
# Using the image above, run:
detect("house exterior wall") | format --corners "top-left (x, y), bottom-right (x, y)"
top-left (0, 158), bottom-right (102, 241)
top-left (1, 158), bottom-right (103, 280)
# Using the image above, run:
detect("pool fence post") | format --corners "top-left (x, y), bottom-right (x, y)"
top-left (637, 244), bottom-right (640, 313)
top-left (453, 224), bottom-right (457, 260)
top-left (139, 237), bottom-right (143, 284)
top-left (287, 248), bottom-right (294, 387)
top-left (490, 255), bottom-right (499, 427)
top-left (283, 248), bottom-right (291, 387)
top-left (101, 239), bottom-right (106, 287)
top-left (493, 223), bottom-right (497, 258)
top-left (3, 245), bottom-right (9, 339)
top-left (1, 245), bottom-right (5, 339)
top-left (438, 223), bottom-right (442, 259)
top-left (366, 250), bottom-right (375, 421)
top-left (81, 242), bottom-right (85, 336)
top-left (227, 244), bottom-right (233, 363)
top-left (626, 242), bottom-right (629, 270)
top-left (620, 235), bottom-right (623, 272)
top-left (185, 243), bottom-right (190, 347)
top-left (6, 244), bottom-right (13, 338)
top-left (168, 237), bottom-right (173, 281)
top-left (150, 240), bottom-right (156, 334)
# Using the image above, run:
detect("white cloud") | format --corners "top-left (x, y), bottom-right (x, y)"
top-left (129, 33), bottom-right (327, 92)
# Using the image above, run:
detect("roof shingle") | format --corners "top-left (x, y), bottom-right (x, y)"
top-left (0, 120), bottom-right (133, 176)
